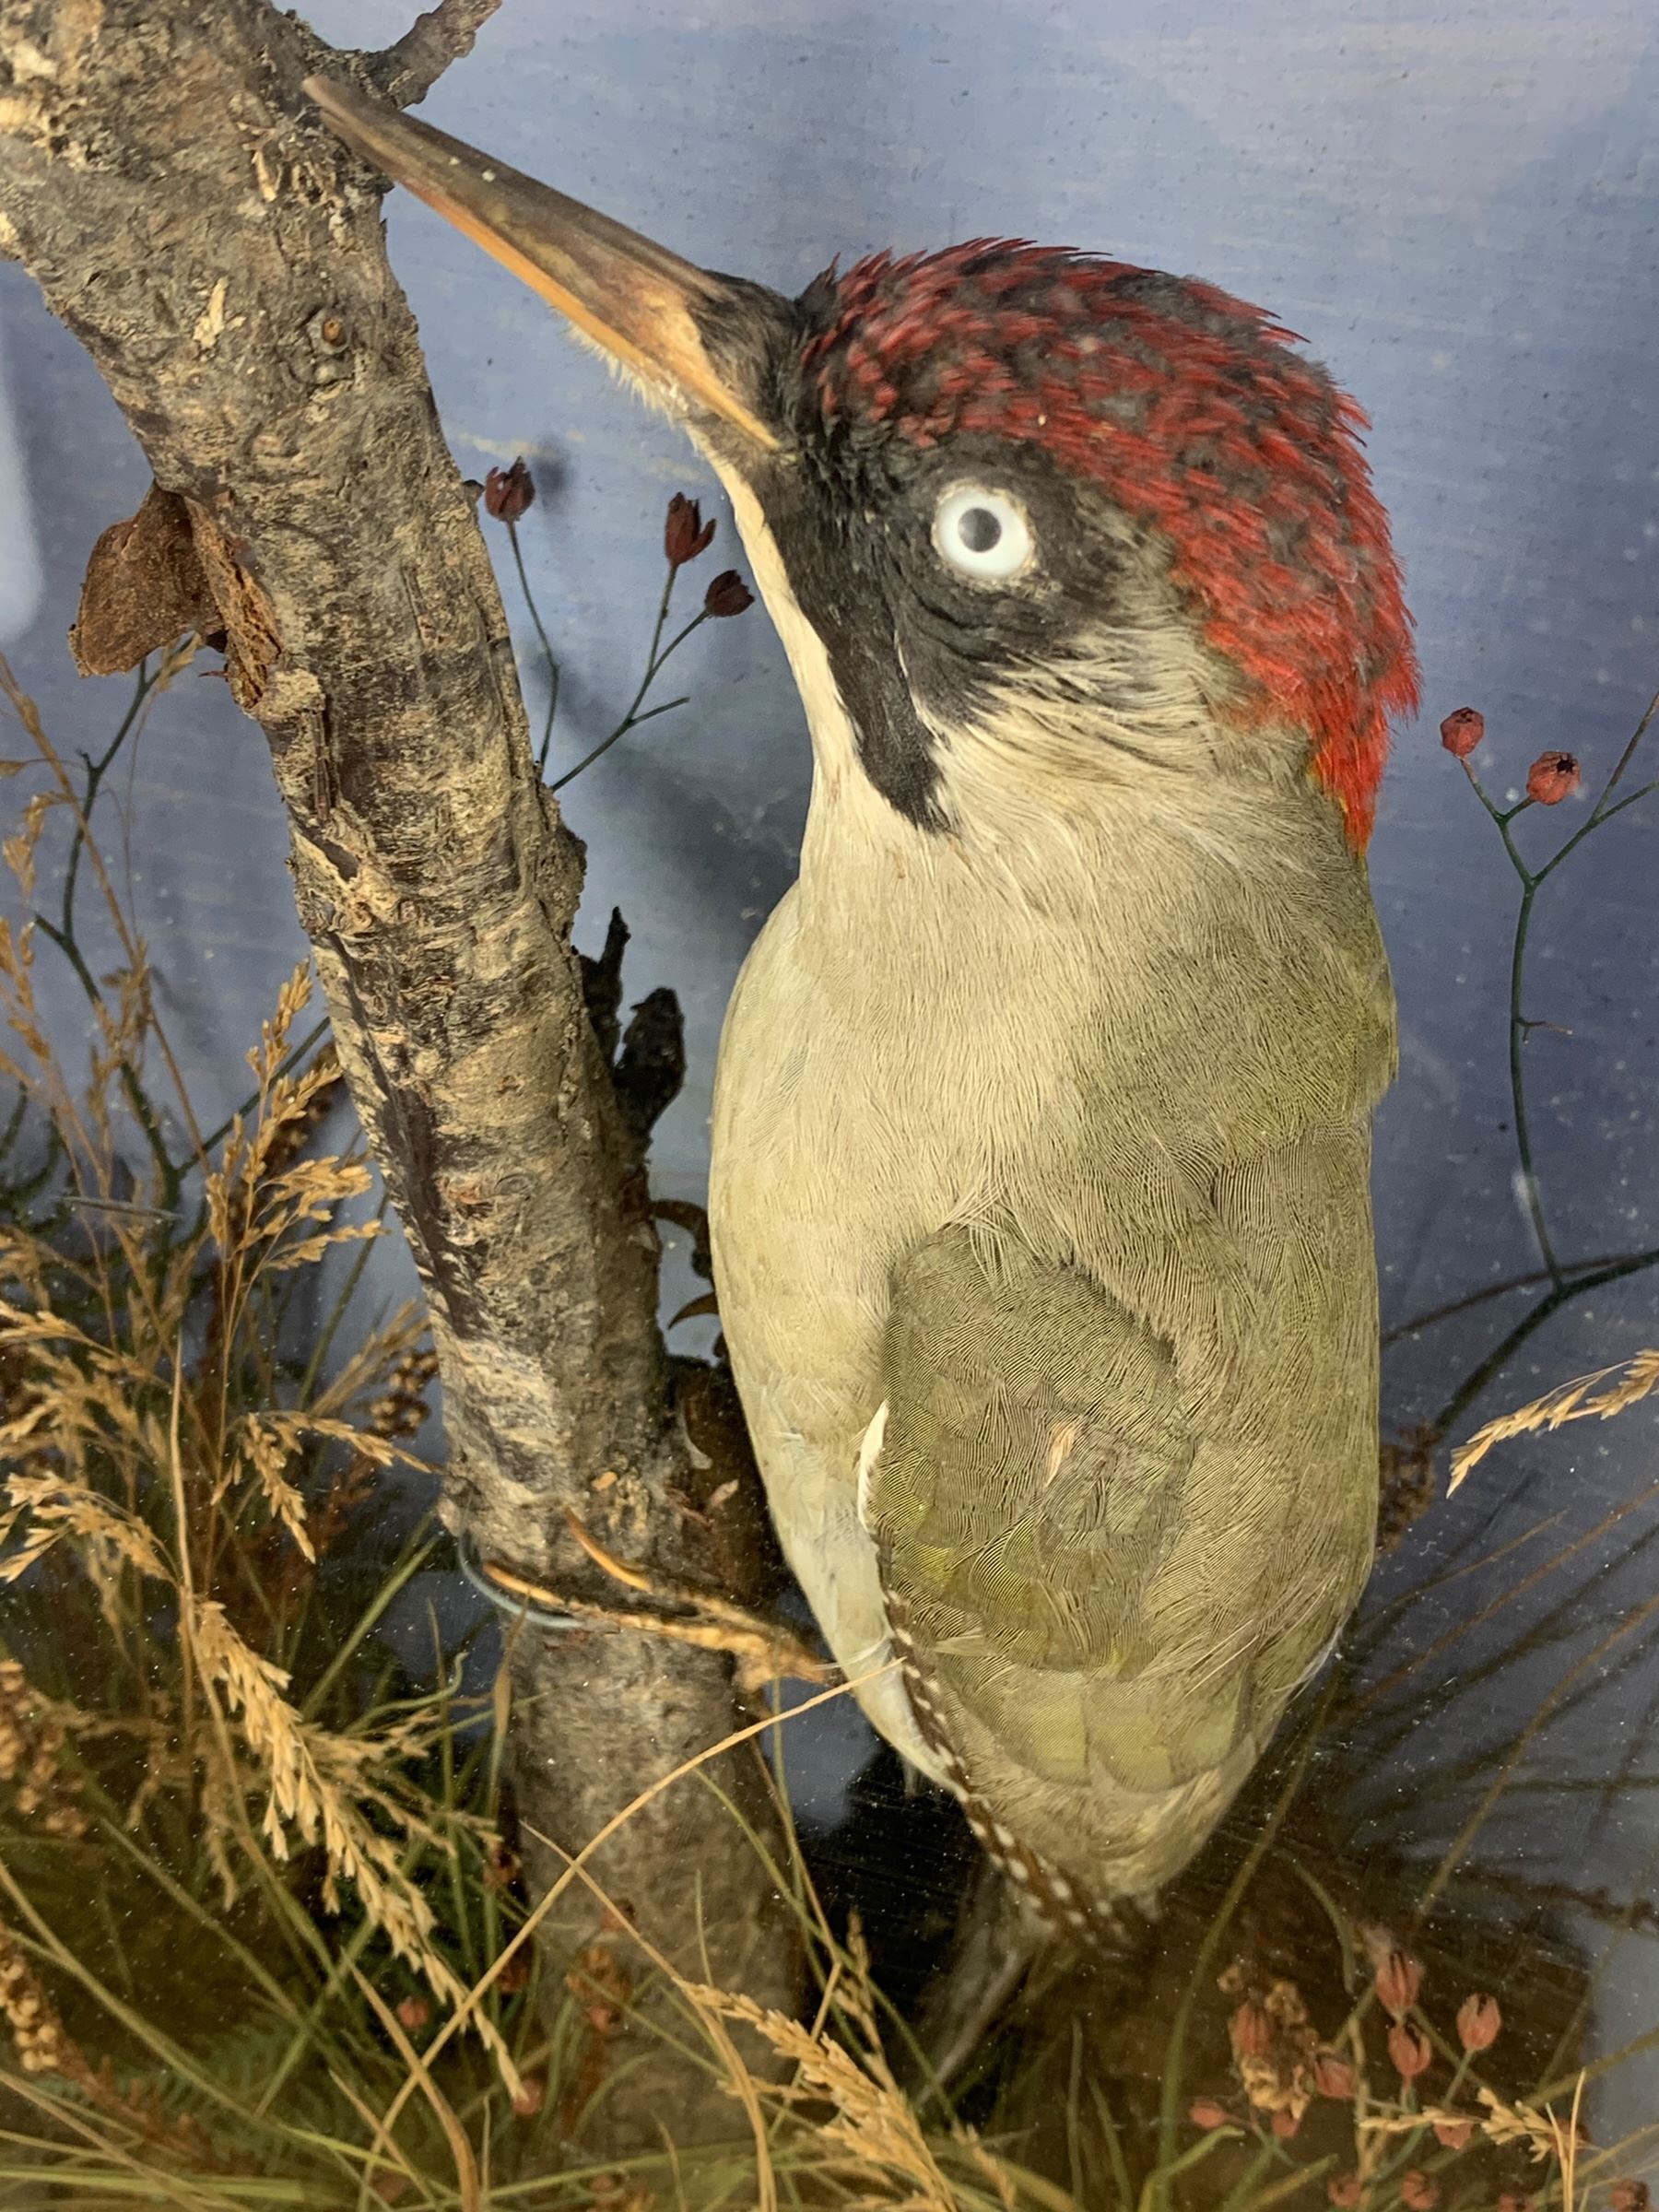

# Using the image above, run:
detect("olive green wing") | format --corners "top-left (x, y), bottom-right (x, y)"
top-left (866, 1203), bottom-right (1371, 1806)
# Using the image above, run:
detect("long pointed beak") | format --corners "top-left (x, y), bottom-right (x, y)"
top-left (303, 75), bottom-right (779, 453)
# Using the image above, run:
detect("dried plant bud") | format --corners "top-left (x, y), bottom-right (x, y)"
top-left (1387, 2019), bottom-right (1433, 2081)
top-left (1611, 2187), bottom-right (1652, 2212)
top-left (1439, 706), bottom-right (1485, 758)
top-left (1188, 2097), bottom-right (1231, 2130)
top-left (665, 492), bottom-right (716, 568)
top-left (1312, 2048), bottom-right (1358, 2100)
top-left (483, 1839), bottom-right (522, 1893)
top-left (484, 458), bottom-right (535, 522)
top-left (567, 1940), bottom-right (629, 2038)
top-left (1271, 2105), bottom-right (1301, 2139)
top-left (1230, 2000), bottom-right (1273, 2057)
top-left (394, 1994), bottom-right (430, 2032)
top-left (1399, 2171), bottom-right (1439, 2211)
top-left (1455, 1992), bottom-right (1501, 2052)
top-left (1431, 2116), bottom-right (1473, 2149)
top-left (1525, 749), bottom-right (1581, 805)
top-left (511, 2074), bottom-right (545, 2117)
top-left (1374, 1947), bottom-right (1423, 2018)
top-left (1327, 2177), bottom-right (1362, 2208)
top-left (703, 568), bottom-right (755, 618)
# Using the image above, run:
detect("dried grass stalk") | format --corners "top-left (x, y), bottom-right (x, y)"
top-left (688, 1917), bottom-right (1018, 2211)
top-left (1451, 1347), bottom-right (1659, 1490)
top-left (0, 696), bottom-right (520, 2091)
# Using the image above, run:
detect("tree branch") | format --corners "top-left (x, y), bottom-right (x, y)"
top-left (0, 0), bottom-right (793, 2147)
top-left (366, 0), bottom-right (505, 109)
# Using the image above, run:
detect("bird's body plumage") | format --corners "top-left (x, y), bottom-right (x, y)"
top-left (710, 489), bottom-right (1396, 1917)
top-left (696, 246), bottom-right (1414, 1924)
top-left (300, 80), bottom-right (1418, 1936)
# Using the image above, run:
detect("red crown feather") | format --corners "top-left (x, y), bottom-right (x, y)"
top-left (803, 243), bottom-right (1418, 847)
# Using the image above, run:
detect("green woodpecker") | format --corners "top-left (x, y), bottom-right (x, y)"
top-left (309, 80), bottom-right (1418, 1944)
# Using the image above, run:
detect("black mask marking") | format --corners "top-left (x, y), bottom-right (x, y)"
top-left (759, 470), bottom-right (951, 833)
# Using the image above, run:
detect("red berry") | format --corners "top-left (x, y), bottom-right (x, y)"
top-left (1525, 750), bottom-right (1581, 805)
top-left (1439, 706), bottom-right (1484, 758)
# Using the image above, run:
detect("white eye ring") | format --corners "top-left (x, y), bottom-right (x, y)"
top-left (931, 483), bottom-right (1035, 583)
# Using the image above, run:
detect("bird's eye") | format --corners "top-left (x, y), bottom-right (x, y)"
top-left (931, 484), bottom-right (1035, 583)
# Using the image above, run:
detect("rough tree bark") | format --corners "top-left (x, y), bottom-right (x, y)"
top-left (0, 0), bottom-right (796, 2147)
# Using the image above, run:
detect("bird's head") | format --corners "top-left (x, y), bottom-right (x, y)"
top-left (308, 79), bottom-right (1417, 851)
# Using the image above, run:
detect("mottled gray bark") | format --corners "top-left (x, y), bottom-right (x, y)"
top-left (0, 0), bottom-right (794, 2147)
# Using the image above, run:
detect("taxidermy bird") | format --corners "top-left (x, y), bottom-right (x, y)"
top-left (309, 78), bottom-right (1418, 1948)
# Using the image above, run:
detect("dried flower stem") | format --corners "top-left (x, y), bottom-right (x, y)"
top-left (1, 652), bottom-right (198, 1223)
top-left (1461, 682), bottom-right (1658, 1282)
top-left (503, 517), bottom-right (562, 774)
top-left (1422, 679), bottom-right (1659, 1440)
top-left (1456, 762), bottom-right (1562, 1282)
top-left (1430, 1244), bottom-right (1659, 1447)
top-left (8, 658), bottom-right (206, 1170)
top-left (551, 556), bottom-right (704, 794)
top-left (1383, 1248), bottom-right (1653, 1346)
